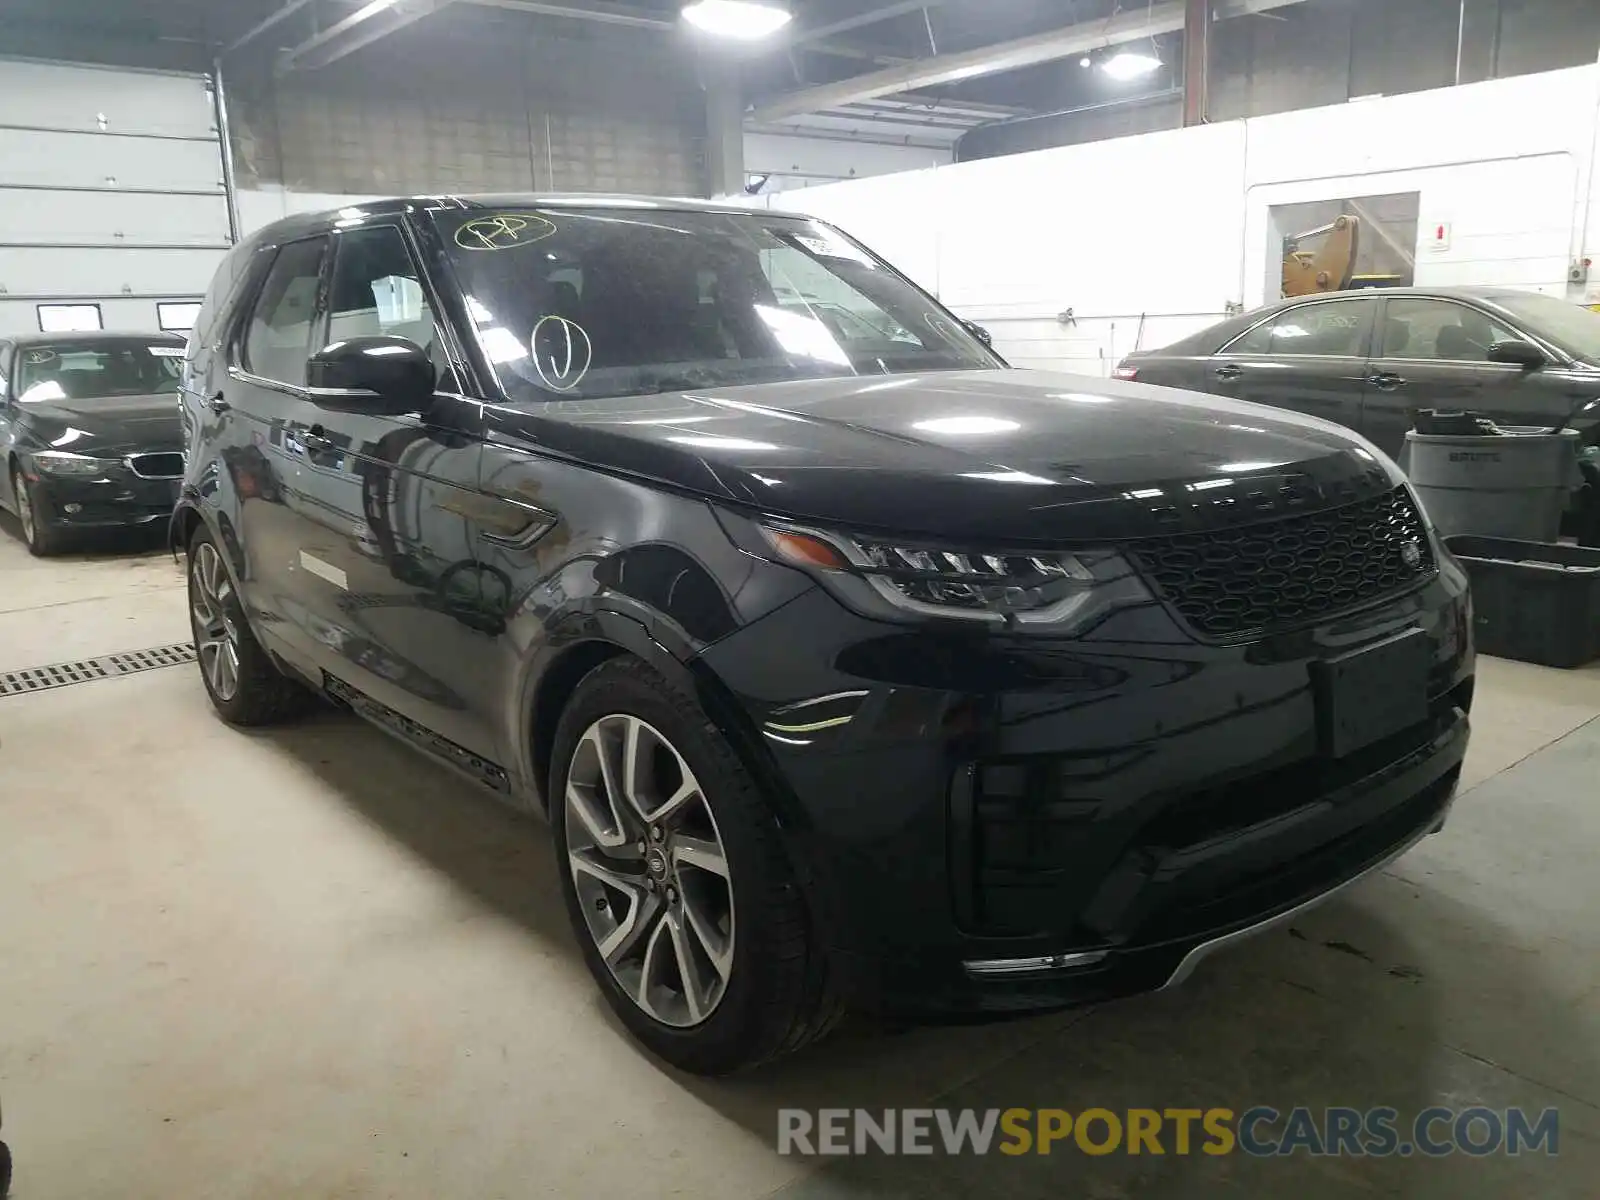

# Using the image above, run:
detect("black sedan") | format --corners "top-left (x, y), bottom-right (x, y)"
top-left (0, 332), bottom-right (187, 555)
top-left (1118, 286), bottom-right (1600, 454)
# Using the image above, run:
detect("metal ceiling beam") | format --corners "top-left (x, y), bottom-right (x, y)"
top-left (791, 0), bottom-right (949, 45)
top-left (279, 0), bottom-right (456, 71)
top-left (752, 0), bottom-right (1309, 124)
top-left (223, 0), bottom-right (319, 56)
top-left (461, 0), bottom-right (676, 30)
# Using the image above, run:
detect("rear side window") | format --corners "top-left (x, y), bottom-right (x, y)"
top-left (1226, 298), bottom-right (1377, 358)
top-left (243, 237), bottom-right (328, 387)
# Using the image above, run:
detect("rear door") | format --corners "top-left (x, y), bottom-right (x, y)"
top-left (1363, 296), bottom-right (1585, 456)
top-left (1207, 296), bottom-right (1380, 433)
top-left (225, 234), bottom-right (335, 677)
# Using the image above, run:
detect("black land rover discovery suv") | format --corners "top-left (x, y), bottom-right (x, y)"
top-left (174, 196), bottom-right (1473, 1074)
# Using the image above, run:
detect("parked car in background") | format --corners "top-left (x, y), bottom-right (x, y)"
top-left (0, 332), bottom-right (187, 555)
top-left (175, 196), bottom-right (1472, 1074)
top-left (1119, 288), bottom-right (1600, 543)
top-left (1119, 290), bottom-right (1600, 436)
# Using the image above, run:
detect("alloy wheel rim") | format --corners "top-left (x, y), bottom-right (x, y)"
top-left (190, 542), bottom-right (241, 702)
top-left (14, 476), bottom-right (34, 544)
top-left (564, 714), bottom-right (735, 1028)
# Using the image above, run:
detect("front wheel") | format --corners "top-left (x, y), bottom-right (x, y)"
top-left (550, 658), bottom-right (841, 1074)
top-left (10, 464), bottom-right (67, 556)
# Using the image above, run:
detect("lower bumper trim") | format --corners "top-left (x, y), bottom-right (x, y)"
top-left (1160, 797), bottom-right (1450, 989)
top-left (963, 950), bottom-right (1109, 978)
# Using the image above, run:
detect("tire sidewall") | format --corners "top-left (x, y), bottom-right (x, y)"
top-left (12, 466), bottom-right (58, 556)
top-left (187, 525), bottom-right (251, 718)
top-left (549, 662), bottom-right (791, 1072)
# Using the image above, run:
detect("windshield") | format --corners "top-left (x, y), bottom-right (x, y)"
top-left (14, 341), bottom-right (183, 403)
top-left (432, 207), bottom-right (1000, 402)
top-left (1493, 293), bottom-right (1600, 360)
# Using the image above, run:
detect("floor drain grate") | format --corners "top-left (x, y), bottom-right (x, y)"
top-left (0, 642), bottom-right (197, 698)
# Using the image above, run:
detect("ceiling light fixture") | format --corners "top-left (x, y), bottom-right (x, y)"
top-left (1100, 51), bottom-right (1162, 80)
top-left (682, 0), bottom-right (793, 39)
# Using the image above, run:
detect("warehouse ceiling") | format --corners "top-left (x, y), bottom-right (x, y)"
top-left (0, 0), bottom-right (1227, 131)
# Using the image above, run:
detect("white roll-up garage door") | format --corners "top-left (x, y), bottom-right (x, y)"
top-left (0, 57), bottom-right (233, 337)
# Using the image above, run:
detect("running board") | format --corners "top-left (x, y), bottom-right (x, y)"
top-left (321, 673), bottom-right (510, 794)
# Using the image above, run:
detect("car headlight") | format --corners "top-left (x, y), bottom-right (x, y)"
top-left (728, 514), bottom-right (1150, 631)
top-left (31, 451), bottom-right (116, 478)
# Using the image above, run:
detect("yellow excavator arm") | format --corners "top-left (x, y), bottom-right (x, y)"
top-left (1281, 214), bottom-right (1361, 297)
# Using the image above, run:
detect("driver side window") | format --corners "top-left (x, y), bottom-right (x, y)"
top-left (324, 224), bottom-right (453, 391)
top-left (242, 237), bottom-right (329, 387)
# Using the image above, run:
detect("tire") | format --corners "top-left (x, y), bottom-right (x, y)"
top-left (187, 524), bottom-right (315, 726)
top-left (10, 463), bottom-right (68, 557)
top-left (549, 657), bottom-right (842, 1075)
top-left (0, 1137), bottom-right (10, 1196)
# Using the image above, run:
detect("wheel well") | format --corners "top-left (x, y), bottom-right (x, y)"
top-left (171, 506), bottom-right (204, 554)
top-left (529, 640), bottom-right (628, 808)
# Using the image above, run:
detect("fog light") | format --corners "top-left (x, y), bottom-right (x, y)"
top-left (63, 503), bottom-right (82, 514)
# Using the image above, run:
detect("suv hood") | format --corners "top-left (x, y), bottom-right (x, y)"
top-left (18, 393), bottom-right (182, 456)
top-left (484, 370), bottom-right (1398, 543)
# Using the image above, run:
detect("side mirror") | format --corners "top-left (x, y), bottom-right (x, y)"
top-left (1487, 339), bottom-right (1546, 370)
top-left (963, 320), bottom-right (994, 348)
top-left (307, 336), bottom-right (433, 413)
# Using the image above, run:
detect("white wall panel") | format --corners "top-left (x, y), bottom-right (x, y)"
top-left (0, 190), bottom-right (230, 247)
top-left (0, 129), bottom-right (225, 192)
top-left (0, 60), bottom-right (217, 138)
top-left (746, 133), bottom-right (950, 192)
top-left (774, 167), bottom-right (945, 295)
top-left (770, 63), bottom-right (1600, 374)
top-left (0, 247), bottom-right (225, 298)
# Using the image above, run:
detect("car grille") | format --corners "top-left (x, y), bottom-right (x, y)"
top-left (1127, 485), bottom-right (1435, 639)
top-left (126, 452), bottom-right (184, 479)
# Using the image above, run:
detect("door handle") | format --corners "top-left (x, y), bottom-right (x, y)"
top-left (1369, 372), bottom-right (1407, 390)
top-left (1212, 363), bottom-right (1243, 381)
top-left (205, 392), bottom-right (230, 415)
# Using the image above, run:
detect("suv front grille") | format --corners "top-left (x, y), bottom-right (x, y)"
top-left (1127, 485), bottom-right (1434, 639)
top-left (127, 452), bottom-right (184, 479)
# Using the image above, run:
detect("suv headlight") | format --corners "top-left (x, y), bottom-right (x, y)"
top-left (726, 514), bottom-right (1150, 631)
top-left (31, 451), bottom-right (116, 478)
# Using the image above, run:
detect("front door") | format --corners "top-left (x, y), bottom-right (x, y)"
top-left (1208, 296), bottom-right (1379, 435)
top-left (1364, 296), bottom-right (1595, 457)
top-left (292, 220), bottom-right (499, 763)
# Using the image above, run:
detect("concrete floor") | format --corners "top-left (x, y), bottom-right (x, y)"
top-left (1, 519), bottom-right (1598, 1199)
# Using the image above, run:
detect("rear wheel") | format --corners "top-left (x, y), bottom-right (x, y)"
top-left (187, 525), bottom-right (314, 725)
top-left (550, 658), bottom-right (841, 1074)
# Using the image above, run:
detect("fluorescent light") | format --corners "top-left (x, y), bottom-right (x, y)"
top-left (682, 0), bottom-right (792, 39)
top-left (349, 0), bottom-right (398, 22)
top-left (1100, 51), bottom-right (1162, 80)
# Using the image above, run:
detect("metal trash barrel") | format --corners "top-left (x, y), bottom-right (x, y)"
top-left (1402, 429), bottom-right (1582, 541)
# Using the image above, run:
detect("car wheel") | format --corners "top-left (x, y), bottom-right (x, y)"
top-left (550, 657), bottom-right (842, 1075)
top-left (10, 463), bottom-right (67, 557)
top-left (188, 525), bottom-right (315, 726)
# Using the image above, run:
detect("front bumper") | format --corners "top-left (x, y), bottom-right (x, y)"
top-left (698, 553), bottom-right (1473, 1019)
top-left (28, 467), bottom-right (181, 530)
